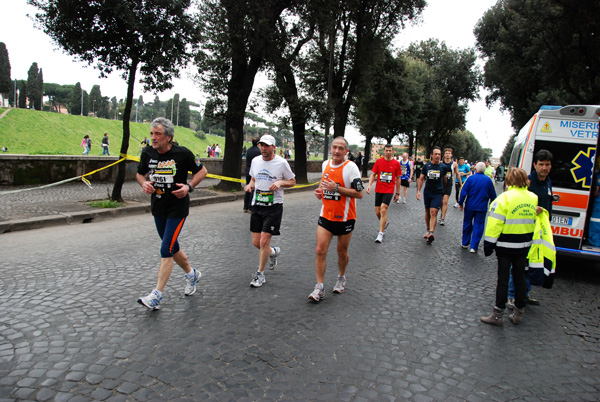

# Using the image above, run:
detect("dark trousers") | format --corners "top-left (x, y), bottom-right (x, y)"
top-left (243, 175), bottom-right (253, 211)
top-left (495, 252), bottom-right (528, 310)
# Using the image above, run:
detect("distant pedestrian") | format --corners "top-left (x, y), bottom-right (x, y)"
top-left (355, 151), bottom-right (363, 173)
top-left (458, 162), bottom-right (496, 253)
top-left (206, 144), bottom-right (211, 157)
top-left (243, 136), bottom-right (261, 213)
top-left (101, 133), bottom-right (110, 155)
top-left (2, 146), bottom-right (7, 152)
top-left (81, 135), bottom-right (90, 155)
top-left (215, 144), bottom-right (221, 158)
top-left (481, 167), bottom-right (537, 326)
top-left (414, 157), bottom-right (424, 181)
top-left (136, 117), bottom-right (208, 311)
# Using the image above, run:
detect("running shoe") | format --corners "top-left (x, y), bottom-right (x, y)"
top-left (470, 248), bottom-right (477, 254)
top-left (250, 272), bottom-right (266, 287)
top-left (138, 290), bottom-right (162, 310)
top-left (184, 268), bottom-right (201, 296)
top-left (423, 231), bottom-right (430, 239)
top-left (333, 276), bottom-right (346, 293)
top-left (375, 232), bottom-right (384, 243)
top-left (439, 219), bottom-right (445, 226)
top-left (461, 244), bottom-right (469, 249)
top-left (308, 284), bottom-right (324, 302)
top-left (402, 198), bottom-right (406, 204)
top-left (454, 203), bottom-right (459, 208)
top-left (269, 247), bottom-right (280, 270)
top-left (427, 233), bottom-right (435, 243)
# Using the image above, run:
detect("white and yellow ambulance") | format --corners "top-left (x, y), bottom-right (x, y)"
top-left (509, 105), bottom-right (600, 259)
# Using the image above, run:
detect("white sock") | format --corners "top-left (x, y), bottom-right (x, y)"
top-left (316, 283), bottom-right (324, 289)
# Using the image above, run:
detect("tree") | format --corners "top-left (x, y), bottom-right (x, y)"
top-left (44, 83), bottom-right (71, 112)
top-left (475, 0), bottom-right (600, 129)
top-left (69, 82), bottom-right (82, 115)
top-left (27, 62), bottom-right (43, 110)
top-left (178, 98), bottom-right (191, 128)
top-left (300, 0), bottom-right (426, 145)
top-left (195, 0), bottom-right (292, 190)
top-left (0, 43), bottom-right (11, 105)
top-left (31, 0), bottom-right (199, 201)
top-left (406, 39), bottom-right (480, 156)
top-left (17, 80), bottom-right (26, 108)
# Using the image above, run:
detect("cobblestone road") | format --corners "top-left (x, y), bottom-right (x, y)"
top-left (1, 188), bottom-right (599, 401)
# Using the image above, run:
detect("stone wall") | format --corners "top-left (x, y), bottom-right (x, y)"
top-left (0, 155), bottom-right (326, 185)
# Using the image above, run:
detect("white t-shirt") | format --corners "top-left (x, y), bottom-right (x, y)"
top-left (250, 155), bottom-right (295, 206)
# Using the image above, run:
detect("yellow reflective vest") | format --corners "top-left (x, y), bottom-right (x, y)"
top-left (527, 209), bottom-right (556, 288)
top-left (484, 186), bottom-right (538, 255)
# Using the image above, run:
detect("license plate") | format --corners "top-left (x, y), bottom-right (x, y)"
top-left (551, 215), bottom-right (573, 226)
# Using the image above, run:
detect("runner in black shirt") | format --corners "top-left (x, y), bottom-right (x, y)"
top-left (416, 147), bottom-right (448, 243)
top-left (136, 117), bottom-right (208, 310)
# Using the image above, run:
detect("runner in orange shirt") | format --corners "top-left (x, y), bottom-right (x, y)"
top-left (308, 136), bottom-right (364, 302)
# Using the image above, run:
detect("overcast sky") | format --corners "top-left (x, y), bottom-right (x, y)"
top-left (1, 0), bottom-right (513, 156)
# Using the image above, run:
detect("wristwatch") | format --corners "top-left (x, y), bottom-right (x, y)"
top-left (335, 183), bottom-right (339, 193)
top-left (187, 184), bottom-right (194, 193)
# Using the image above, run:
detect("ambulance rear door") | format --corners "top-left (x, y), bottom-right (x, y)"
top-left (531, 105), bottom-right (600, 252)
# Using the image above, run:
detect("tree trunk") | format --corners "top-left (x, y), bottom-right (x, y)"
top-left (111, 62), bottom-right (136, 202)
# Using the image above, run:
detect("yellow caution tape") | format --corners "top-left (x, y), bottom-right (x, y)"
top-left (0, 153), bottom-right (319, 195)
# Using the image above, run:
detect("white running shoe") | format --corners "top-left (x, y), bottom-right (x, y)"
top-left (454, 203), bottom-right (460, 208)
top-left (269, 247), bottom-right (280, 270)
top-left (308, 284), bottom-right (324, 302)
top-left (138, 290), bottom-right (162, 310)
top-left (184, 268), bottom-right (201, 296)
top-left (375, 232), bottom-right (384, 243)
top-left (250, 272), bottom-right (266, 287)
top-left (470, 248), bottom-right (477, 254)
top-left (333, 276), bottom-right (346, 293)
top-left (402, 198), bottom-right (406, 204)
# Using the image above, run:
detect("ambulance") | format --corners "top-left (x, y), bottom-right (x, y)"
top-left (509, 105), bottom-right (600, 260)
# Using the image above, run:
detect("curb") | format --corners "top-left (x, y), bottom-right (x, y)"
top-left (0, 193), bottom-right (240, 234)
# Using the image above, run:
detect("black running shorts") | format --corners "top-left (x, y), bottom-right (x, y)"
top-left (318, 217), bottom-right (355, 236)
top-left (250, 204), bottom-right (283, 235)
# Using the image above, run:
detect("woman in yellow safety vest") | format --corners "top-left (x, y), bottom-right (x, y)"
top-left (481, 167), bottom-right (537, 326)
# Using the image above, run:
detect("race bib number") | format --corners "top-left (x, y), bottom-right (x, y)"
top-left (427, 170), bottom-right (441, 179)
top-left (149, 173), bottom-right (174, 184)
top-left (446, 171), bottom-right (452, 179)
top-left (380, 172), bottom-right (393, 183)
top-left (255, 190), bottom-right (274, 206)
top-left (323, 189), bottom-right (341, 201)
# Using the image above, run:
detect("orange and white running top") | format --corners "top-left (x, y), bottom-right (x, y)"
top-left (320, 160), bottom-right (361, 222)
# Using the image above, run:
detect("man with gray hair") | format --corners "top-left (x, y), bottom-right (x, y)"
top-left (458, 161), bottom-right (497, 253)
top-left (136, 117), bottom-right (208, 310)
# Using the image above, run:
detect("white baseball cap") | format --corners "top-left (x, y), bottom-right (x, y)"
top-left (258, 134), bottom-right (276, 146)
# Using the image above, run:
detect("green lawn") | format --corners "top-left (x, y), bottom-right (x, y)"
top-left (0, 108), bottom-right (234, 157)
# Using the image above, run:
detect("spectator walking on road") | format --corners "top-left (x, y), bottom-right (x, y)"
top-left (454, 157), bottom-right (471, 207)
top-left (481, 167), bottom-right (537, 326)
top-left (416, 147), bottom-right (448, 243)
top-left (136, 117), bottom-right (208, 310)
top-left (309, 136), bottom-right (364, 302)
top-left (243, 136), bottom-right (261, 213)
top-left (101, 133), bottom-right (110, 155)
top-left (458, 162), bottom-right (496, 253)
top-left (366, 143), bottom-right (401, 243)
top-left (244, 134), bottom-right (296, 288)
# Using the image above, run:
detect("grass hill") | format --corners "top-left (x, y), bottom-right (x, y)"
top-left (0, 108), bottom-right (229, 157)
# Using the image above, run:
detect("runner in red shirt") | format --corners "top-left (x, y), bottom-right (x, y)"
top-left (366, 144), bottom-right (402, 243)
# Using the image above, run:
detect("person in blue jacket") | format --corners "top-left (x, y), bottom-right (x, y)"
top-left (458, 162), bottom-right (497, 253)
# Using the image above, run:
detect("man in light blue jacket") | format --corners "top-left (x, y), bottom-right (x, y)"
top-left (458, 162), bottom-right (497, 253)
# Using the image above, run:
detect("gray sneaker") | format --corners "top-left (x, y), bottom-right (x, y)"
top-left (250, 271), bottom-right (266, 287)
top-left (269, 247), bottom-right (280, 270)
top-left (308, 284), bottom-right (324, 302)
top-left (138, 290), bottom-right (162, 310)
top-left (184, 268), bottom-right (201, 296)
top-left (333, 276), bottom-right (346, 293)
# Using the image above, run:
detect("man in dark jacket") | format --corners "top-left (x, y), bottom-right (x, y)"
top-left (243, 137), bottom-right (261, 212)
